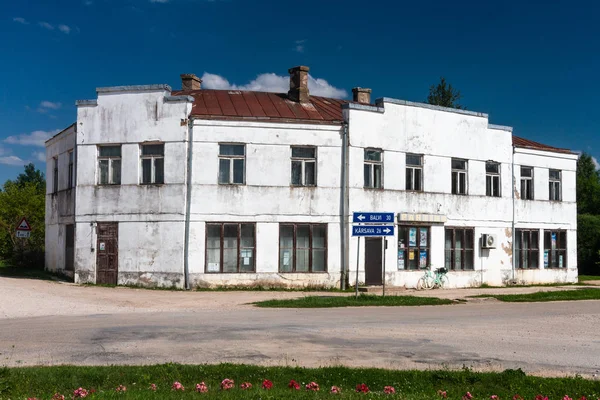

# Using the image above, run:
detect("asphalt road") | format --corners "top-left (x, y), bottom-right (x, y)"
top-left (1, 290), bottom-right (599, 377)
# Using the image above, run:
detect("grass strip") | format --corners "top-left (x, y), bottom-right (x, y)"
top-left (254, 293), bottom-right (454, 308)
top-left (470, 288), bottom-right (600, 302)
top-left (1, 364), bottom-right (598, 399)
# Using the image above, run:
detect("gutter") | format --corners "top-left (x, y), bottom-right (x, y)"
top-left (340, 122), bottom-right (349, 290)
top-left (183, 117), bottom-right (194, 290)
top-left (511, 146), bottom-right (516, 282)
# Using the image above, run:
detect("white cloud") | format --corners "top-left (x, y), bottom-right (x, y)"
top-left (40, 101), bottom-right (61, 110)
top-left (13, 17), bottom-right (29, 24)
top-left (592, 156), bottom-right (600, 170)
top-left (39, 21), bottom-right (54, 30)
top-left (4, 129), bottom-right (60, 147)
top-left (295, 39), bottom-right (305, 53)
top-left (0, 156), bottom-right (26, 166)
top-left (58, 24), bottom-right (71, 34)
top-left (33, 151), bottom-right (46, 163)
top-left (201, 72), bottom-right (347, 99)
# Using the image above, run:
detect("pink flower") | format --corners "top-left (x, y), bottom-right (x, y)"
top-left (51, 394), bottom-right (65, 400)
top-left (384, 386), bottom-right (396, 394)
top-left (491, 396), bottom-right (499, 400)
top-left (513, 395), bottom-right (524, 400)
top-left (438, 390), bottom-right (448, 398)
top-left (171, 381), bottom-right (185, 391)
top-left (563, 396), bottom-right (573, 400)
top-left (220, 379), bottom-right (235, 390)
top-left (73, 388), bottom-right (88, 398)
top-left (579, 397), bottom-right (588, 400)
top-left (535, 395), bottom-right (548, 400)
top-left (306, 382), bottom-right (320, 391)
top-left (116, 385), bottom-right (127, 392)
top-left (330, 386), bottom-right (342, 394)
top-left (240, 382), bottom-right (252, 390)
top-left (463, 392), bottom-right (474, 400)
top-left (195, 382), bottom-right (208, 393)
top-left (262, 379), bottom-right (273, 390)
top-left (356, 384), bottom-right (370, 393)
top-left (149, 384), bottom-right (157, 391)
top-left (289, 380), bottom-right (300, 390)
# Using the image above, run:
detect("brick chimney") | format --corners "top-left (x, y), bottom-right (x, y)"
top-left (181, 74), bottom-right (201, 91)
top-left (288, 66), bottom-right (310, 103)
top-left (352, 87), bottom-right (372, 104)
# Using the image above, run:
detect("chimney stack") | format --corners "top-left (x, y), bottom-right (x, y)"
top-left (181, 73), bottom-right (202, 91)
top-left (352, 87), bottom-right (372, 104)
top-left (288, 66), bottom-right (310, 103)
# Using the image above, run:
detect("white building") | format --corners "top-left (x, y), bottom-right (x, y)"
top-left (45, 66), bottom-right (578, 289)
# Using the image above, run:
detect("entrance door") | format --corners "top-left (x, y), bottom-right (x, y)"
top-left (96, 222), bottom-right (118, 285)
top-left (364, 237), bottom-right (383, 285)
top-left (65, 224), bottom-right (75, 271)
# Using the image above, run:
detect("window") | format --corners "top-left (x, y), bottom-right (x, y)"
top-left (451, 159), bottom-right (467, 195)
top-left (279, 224), bottom-right (327, 272)
top-left (486, 162), bottom-right (501, 197)
top-left (544, 230), bottom-right (567, 268)
top-left (52, 157), bottom-right (58, 193)
top-left (398, 226), bottom-right (429, 270)
top-left (98, 145), bottom-right (121, 185)
top-left (206, 223), bottom-right (255, 273)
top-left (444, 228), bottom-right (474, 270)
top-left (219, 144), bottom-right (245, 184)
top-left (520, 166), bottom-right (534, 200)
top-left (515, 229), bottom-right (539, 269)
top-left (291, 147), bottom-right (316, 186)
top-left (364, 149), bottom-right (383, 189)
top-left (549, 169), bottom-right (561, 201)
top-left (405, 154), bottom-right (423, 191)
top-left (68, 151), bottom-right (74, 189)
top-left (141, 144), bottom-right (164, 184)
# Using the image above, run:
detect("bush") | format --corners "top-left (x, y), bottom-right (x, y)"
top-left (577, 214), bottom-right (600, 275)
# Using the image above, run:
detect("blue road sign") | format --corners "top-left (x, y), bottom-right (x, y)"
top-left (352, 225), bottom-right (395, 237)
top-left (352, 212), bottom-right (394, 224)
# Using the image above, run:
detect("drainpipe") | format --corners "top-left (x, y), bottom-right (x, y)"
top-left (183, 117), bottom-right (194, 290)
top-left (340, 122), bottom-right (349, 290)
top-left (511, 146), bottom-right (516, 281)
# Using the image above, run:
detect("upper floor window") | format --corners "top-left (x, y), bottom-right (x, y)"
top-left (520, 166), bottom-right (534, 200)
top-left (218, 144), bottom-right (245, 185)
top-left (451, 158), bottom-right (467, 195)
top-left (52, 157), bottom-right (58, 193)
top-left (549, 169), bottom-right (561, 201)
top-left (544, 230), bottom-right (567, 268)
top-left (98, 145), bottom-right (121, 185)
top-left (485, 161), bottom-right (501, 197)
top-left (364, 149), bottom-right (383, 189)
top-left (141, 144), bottom-right (164, 184)
top-left (291, 147), bottom-right (316, 186)
top-left (515, 229), bottom-right (539, 269)
top-left (68, 151), bottom-right (74, 189)
top-left (405, 154), bottom-right (423, 191)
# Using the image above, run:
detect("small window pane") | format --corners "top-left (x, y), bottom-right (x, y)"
top-left (414, 168), bottom-right (422, 191)
top-left (111, 159), bottom-right (121, 184)
top-left (459, 173), bottom-right (466, 194)
top-left (280, 226), bottom-right (294, 248)
top-left (406, 168), bottom-right (413, 190)
top-left (406, 154), bottom-right (422, 166)
top-left (207, 225), bottom-right (221, 248)
top-left (464, 250), bottom-right (474, 270)
top-left (296, 249), bottom-right (309, 272)
top-left (486, 162), bottom-right (499, 174)
top-left (549, 170), bottom-right (561, 180)
top-left (305, 161), bottom-right (316, 186)
top-left (241, 224), bottom-right (254, 247)
top-left (233, 159), bottom-right (244, 184)
top-left (219, 144), bottom-right (244, 156)
top-left (297, 225), bottom-right (310, 248)
top-left (154, 158), bottom-right (164, 184)
top-left (452, 159), bottom-right (466, 170)
top-left (141, 159), bottom-right (152, 184)
top-left (99, 146), bottom-right (121, 157)
top-left (312, 249), bottom-right (326, 272)
top-left (292, 147), bottom-right (315, 158)
top-left (291, 161), bottom-right (302, 185)
top-left (142, 144), bottom-right (164, 156)
top-left (364, 164), bottom-right (372, 187)
top-left (521, 166), bottom-right (532, 177)
top-left (374, 164), bottom-right (382, 188)
top-left (364, 149), bottom-right (381, 161)
top-left (219, 159), bottom-right (230, 184)
top-left (99, 160), bottom-right (109, 184)
top-left (313, 225), bottom-right (326, 248)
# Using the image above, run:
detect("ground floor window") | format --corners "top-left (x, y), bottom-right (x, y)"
top-left (206, 223), bottom-right (255, 273)
top-left (515, 229), bottom-right (539, 269)
top-left (544, 230), bottom-right (567, 268)
top-left (397, 226), bottom-right (429, 270)
top-left (279, 224), bottom-right (327, 272)
top-left (444, 228), bottom-right (474, 270)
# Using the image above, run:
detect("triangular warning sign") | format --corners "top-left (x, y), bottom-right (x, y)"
top-left (16, 217), bottom-right (31, 231)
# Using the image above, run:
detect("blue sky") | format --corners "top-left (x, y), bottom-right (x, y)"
top-left (1, 0), bottom-right (599, 183)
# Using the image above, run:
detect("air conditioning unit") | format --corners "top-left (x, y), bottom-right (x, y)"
top-left (481, 234), bottom-right (497, 249)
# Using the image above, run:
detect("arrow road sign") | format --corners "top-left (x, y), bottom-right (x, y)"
top-left (352, 212), bottom-right (394, 224)
top-left (352, 225), bottom-right (395, 237)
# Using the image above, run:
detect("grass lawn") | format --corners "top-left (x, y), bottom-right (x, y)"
top-left (579, 275), bottom-right (600, 282)
top-left (471, 288), bottom-right (600, 302)
top-left (1, 364), bottom-right (598, 399)
top-left (254, 294), bottom-right (454, 308)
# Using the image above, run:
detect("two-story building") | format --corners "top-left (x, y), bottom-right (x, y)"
top-left (45, 66), bottom-right (578, 289)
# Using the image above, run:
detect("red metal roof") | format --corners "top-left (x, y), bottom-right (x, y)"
top-left (512, 135), bottom-right (574, 154)
top-left (172, 89), bottom-right (347, 124)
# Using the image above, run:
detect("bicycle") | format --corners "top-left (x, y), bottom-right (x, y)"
top-left (416, 267), bottom-right (449, 290)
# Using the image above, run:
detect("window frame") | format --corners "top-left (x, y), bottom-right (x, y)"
top-left (68, 151), bottom-right (74, 189)
top-left (444, 227), bottom-right (475, 270)
top-left (405, 153), bottom-right (423, 192)
top-left (549, 169), bottom-right (562, 201)
top-left (520, 166), bottom-right (534, 200)
top-left (52, 157), bottom-right (58, 193)
top-left (485, 161), bottom-right (501, 197)
top-left (140, 143), bottom-right (165, 185)
top-left (278, 223), bottom-right (328, 273)
top-left (515, 229), bottom-right (540, 269)
top-left (218, 143), bottom-right (246, 185)
top-left (451, 158), bottom-right (468, 195)
top-left (543, 230), bottom-right (567, 269)
top-left (290, 146), bottom-right (317, 187)
top-left (364, 148), bottom-right (383, 189)
top-left (98, 145), bottom-right (122, 186)
top-left (397, 225), bottom-right (430, 270)
top-left (205, 222), bottom-right (256, 273)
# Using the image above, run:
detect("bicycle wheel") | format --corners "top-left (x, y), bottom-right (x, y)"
top-left (416, 277), bottom-right (426, 291)
top-left (424, 274), bottom-right (435, 290)
top-left (439, 275), bottom-right (449, 289)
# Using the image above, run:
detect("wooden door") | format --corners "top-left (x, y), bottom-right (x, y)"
top-left (96, 222), bottom-right (118, 285)
top-left (364, 237), bottom-right (382, 285)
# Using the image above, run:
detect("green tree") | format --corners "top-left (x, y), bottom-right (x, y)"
top-left (426, 77), bottom-right (465, 109)
top-left (14, 163), bottom-right (45, 193)
top-left (576, 153), bottom-right (600, 215)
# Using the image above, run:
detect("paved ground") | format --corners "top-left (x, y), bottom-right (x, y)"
top-left (1, 277), bottom-right (599, 378)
